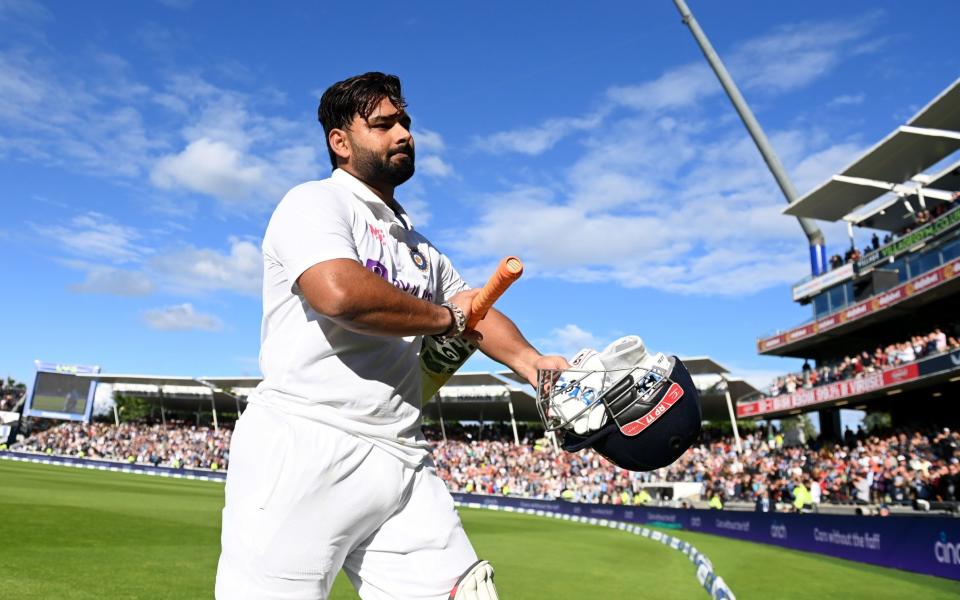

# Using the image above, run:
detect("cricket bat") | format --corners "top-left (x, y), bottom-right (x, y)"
top-left (420, 256), bottom-right (524, 402)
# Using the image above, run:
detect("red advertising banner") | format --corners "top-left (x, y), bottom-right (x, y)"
top-left (758, 257), bottom-right (960, 353)
top-left (758, 335), bottom-right (785, 351)
top-left (816, 313), bottom-right (842, 332)
top-left (882, 363), bottom-right (919, 385)
top-left (871, 285), bottom-right (907, 311)
top-left (907, 269), bottom-right (943, 294)
top-left (737, 370), bottom-right (901, 418)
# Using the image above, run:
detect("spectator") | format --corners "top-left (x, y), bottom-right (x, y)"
top-left (10, 418), bottom-right (960, 511)
top-left (765, 325), bottom-right (958, 397)
top-left (12, 421), bottom-right (231, 470)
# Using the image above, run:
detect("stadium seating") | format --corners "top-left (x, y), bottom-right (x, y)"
top-left (766, 326), bottom-right (960, 397)
top-left (7, 420), bottom-right (958, 511)
top-left (12, 421), bottom-right (231, 470)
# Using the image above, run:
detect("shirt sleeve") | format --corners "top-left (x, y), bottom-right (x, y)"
top-left (436, 251), bottom-right (470, 303)
top-left (265, 182), bottom-right (359, 292)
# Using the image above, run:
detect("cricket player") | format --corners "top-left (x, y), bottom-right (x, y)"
top-left (215, 72), bottom-right (567, 600)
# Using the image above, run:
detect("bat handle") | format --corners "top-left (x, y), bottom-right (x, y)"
top-left (466, 257), bottom-right (523, 329)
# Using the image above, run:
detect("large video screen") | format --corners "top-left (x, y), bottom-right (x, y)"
top-left (25, 362), bottom-right (100, 421)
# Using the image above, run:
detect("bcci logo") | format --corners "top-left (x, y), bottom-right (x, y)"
top-left (935, 531), bottom-right (960, 566)
top-left (409, 246), bottom-right (429, 272)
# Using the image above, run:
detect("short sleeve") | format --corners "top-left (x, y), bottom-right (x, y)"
top-left (436, 251), bottom-right (470, 303)
top-left (264, 182), bottom-right (360, 291)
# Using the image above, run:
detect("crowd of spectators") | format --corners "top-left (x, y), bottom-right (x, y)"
top-left (683, 427), bottom-right (959, 510)
top-left (11, 421), bottom-right (231, 470)
top-left (6, 419), bottom-right (959, 512)
top-left (826, 201), bottom-right (955, 271)
top-left (432, 425), bottom-right (960, 509)
top-left (0, 380), bottom-right (26, 412)
top-left (767, 326), bottom-right (960, 397)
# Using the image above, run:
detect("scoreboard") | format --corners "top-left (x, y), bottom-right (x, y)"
top-left (24, 361), bottom-right (100, 422)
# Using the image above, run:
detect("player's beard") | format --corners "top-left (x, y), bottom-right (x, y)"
top-left (351, 141), bottom-right (415, 187)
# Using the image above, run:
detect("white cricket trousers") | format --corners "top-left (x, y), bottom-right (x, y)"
top-left (215, 403), bottom-right (478, 600)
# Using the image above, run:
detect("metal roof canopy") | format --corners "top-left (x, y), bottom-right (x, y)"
top-left (77, 373), bottom-right (203, 387)
top-left (76, 364), bottom-right (762, 425)
top-left (78, 373), bottom-right (262, 389)
top-left (677, 356), bottom-right (729, 375)
top-left (852, 158), bottom-right (960, 230)
top-left (784, 78), bottom-right (960, 221)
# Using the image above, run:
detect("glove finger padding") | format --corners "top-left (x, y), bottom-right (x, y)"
top-left (600, 335), bottom-right (671, 385)
top-left (599, 335), bottom-right (648, 371)
top-left (449, 560), bottom-right (499, 600)
top-left (551, 350), bottom-right (608, 435)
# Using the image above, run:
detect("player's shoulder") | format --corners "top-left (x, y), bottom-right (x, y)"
top-left (277, 178), bottom-right (351, 207)
top-left (271, 178), bottom-right (356, 220)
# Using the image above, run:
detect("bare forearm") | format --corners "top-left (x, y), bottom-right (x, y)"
top-left (298, 259), bottom-right (451, 337)
top-left (474, 308), bottom-right (542, 384)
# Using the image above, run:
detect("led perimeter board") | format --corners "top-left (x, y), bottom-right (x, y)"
top-left (25, 361), bottom-right (100, 422)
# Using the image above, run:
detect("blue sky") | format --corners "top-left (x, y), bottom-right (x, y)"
top-left (2, 0), bottom-right (959, 394)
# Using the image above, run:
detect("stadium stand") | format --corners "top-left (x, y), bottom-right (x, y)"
top-left (765, 325), bottom-right (960, 396)
top-left (0, 378), bottom-right (27, 412)
top-left (11, 421), bottom-right (231, 470)
top-left (747, 79), bottom-right (960, 439)
top-left (7, 419), bottom-right (958, 514)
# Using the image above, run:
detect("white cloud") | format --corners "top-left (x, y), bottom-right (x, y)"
top-left (829, 93), bottom-right (866, 107)
top-left (448, 122), bottom-right (844, 296)
top-left (34, 213), bottom-right (145, 264)
top-left (151, 138), bottom-right (265, 201)
top-left (150, 237), bottom-right (262, 297)
top-left (608, 63), bottom-right (715, 112)
top-left (0, 49), bottom-right (163, 179)
top-left (418, 155), bottom-right (454, 178)
top-left (147, 78), bottom-right (323, 208)
top-left (451, 16), bottom-right (881, 297)
top-left (791, 141), bottom-right (865, 195)
top-left (36, 213), bottom-right (263, 298)
top-left (498, 14), bottom-right (880, 161)
top-left (538, 324), bottom-right (603, 357)
top-left (413, 128), bottom-right (445, 153)
top-left (142, 303), bottom-right (223, 331)
top-left (732, 17), bottom-right (880, 93)
top-left (68, 266), bottom-right (154, 296)
top-left (0, 43), bottom-right (321, 211)
top-left (474, 113), bottom-right (604, 156)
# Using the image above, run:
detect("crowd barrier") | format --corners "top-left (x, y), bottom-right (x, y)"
top-left (0, 450), bottom-right (227, 482)
top-left (450, 492), bottom-right (960, 581)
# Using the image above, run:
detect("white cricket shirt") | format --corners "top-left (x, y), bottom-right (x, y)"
top-left (250, 169), bottom-right (468, 467)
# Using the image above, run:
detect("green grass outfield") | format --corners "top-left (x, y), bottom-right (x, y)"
top-left (1, 459), bottom-right (958, 599)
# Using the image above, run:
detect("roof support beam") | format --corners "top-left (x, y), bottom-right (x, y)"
top-left (831, 174), bottom-right (957, 203)
top-left (899, 125), bottom-right (960, 141)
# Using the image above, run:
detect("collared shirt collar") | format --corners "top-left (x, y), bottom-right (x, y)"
top-left (331, 168), bottom-right (413, 230)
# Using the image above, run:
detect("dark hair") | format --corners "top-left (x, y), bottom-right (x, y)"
top-left (317, 72), bottom-right (407, 169)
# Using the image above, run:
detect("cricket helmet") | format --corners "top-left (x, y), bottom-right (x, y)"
top-left (536, 340), bottom-right (701, 471)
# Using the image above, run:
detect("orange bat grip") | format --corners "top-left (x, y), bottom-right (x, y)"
top-left (466, 256), bottom-right (523, 329)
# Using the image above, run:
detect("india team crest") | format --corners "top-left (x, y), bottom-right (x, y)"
top-left (409, 246), bottom-right (429, 272)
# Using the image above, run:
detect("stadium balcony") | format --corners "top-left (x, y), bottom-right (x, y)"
top-left (738, 344), bottom-right (960, 420)
top-left (759, 220), bottom-right (960, 359)
top-left (758, 77), bottom-right (960, 359)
